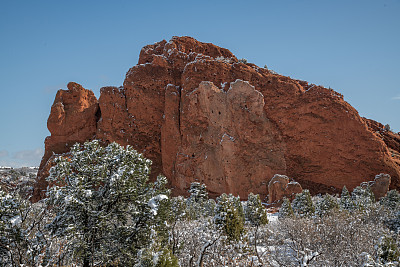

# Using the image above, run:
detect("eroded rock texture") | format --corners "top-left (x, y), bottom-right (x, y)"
top-left (34, 36), bottom-right (400, 201)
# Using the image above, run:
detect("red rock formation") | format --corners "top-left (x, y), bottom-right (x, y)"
top-left (268, 174), bottom-right (303, 204)
top-left (369, 173), bottom-right (391, 200)
top-left (33, 82), bottom-right (99, 201)
top-left (34, 36), bottom-right (400, 201)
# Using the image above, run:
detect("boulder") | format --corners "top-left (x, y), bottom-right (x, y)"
top-left (268, 174), bottom-right (303, 204)
top-left (370, 173), bottom-right (391, 200)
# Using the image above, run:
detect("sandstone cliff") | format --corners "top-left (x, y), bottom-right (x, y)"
top-left (33, 36), bottom-right (400, 201)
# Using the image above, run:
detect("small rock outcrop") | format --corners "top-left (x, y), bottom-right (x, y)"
top-left (268, 174), bottom-right (303, 204)
top-left (34, 36), bottom-right (400, 201)
top-left (370, 173), bottom-right (391, 200)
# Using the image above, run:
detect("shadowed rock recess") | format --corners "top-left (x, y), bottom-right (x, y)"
top-left (33, 36), bottom-right (400, 201)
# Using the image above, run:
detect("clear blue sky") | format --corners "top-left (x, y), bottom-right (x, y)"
top-left (0, 0), bottom-right (399, 167)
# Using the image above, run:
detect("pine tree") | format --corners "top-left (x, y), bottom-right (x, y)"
top-left (292, 190), bottom-right (315, 217)
top-left (187, 182), bottom-right (209, 219)
top-left (245, 193), bottom-right (268, 264)
top-left (245, 193), bottom-right (268, 227)
top-left (0, 189), bottom-right (22, 265)
top-left (214, 193), bottom-right (245, 241)
top-left (278, 197), bottom-right (294, 219)
top-left (0, 189), bottom-right (47, 266)
top-left (377, 235), bottom-right (400, 264)
top-left (340, 186), bottom-right (356, 211)
top-left (188, 182), bottom-right (208, 203)
top-left (45, 140), bottom-right (169, 266)
top-left (156, 248), bottom-right (179, 267)
top-left (315, 193), bottom-right (339, 217)
top-left (381, 190), bottom-right (400, 210)
top-left (351, 185), bottom-right (375, 210)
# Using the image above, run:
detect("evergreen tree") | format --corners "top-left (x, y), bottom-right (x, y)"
top-left (45, 140), bottom-right (169, 266)
top-left (292, 190), bottom-right (315, 217)
top-left (381, 190), bottom-right (400, 210)
top-left (188, 182), bottom-right (208, 203)
top-left (351, 185), bottom-right (375, 210)
top-left (245, 193), bottom-right (268, 227)
top-left (278, 197), bottom-right (294, 219)
top-left (0, 189), bottom-right (47, 266)
top-left (245, 193), bottom-right (268, 264)
top-left (377, 235), bottom-right (400, 264)
top-left (315, 193), bottom-right (339, 217)
top-left (214, 193), bottom-right (245, 241)
top-left (187, 182), bottom-right (209, 219)
top-left (340, 186), bottom-right (357, 211)
top-left (0, 189), bottom-right (22, 265)
top-left (156, 248), bottom-right (179, 267)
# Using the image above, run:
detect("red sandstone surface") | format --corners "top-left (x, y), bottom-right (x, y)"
top-left (33, 36), bottom-right (400, 201)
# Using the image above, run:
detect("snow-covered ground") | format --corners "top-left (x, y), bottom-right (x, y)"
top-left (267, 212), bottom-right (279, 223)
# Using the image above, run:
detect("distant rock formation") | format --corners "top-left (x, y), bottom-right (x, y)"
top-left (33, 36), bottom-right (400, 201)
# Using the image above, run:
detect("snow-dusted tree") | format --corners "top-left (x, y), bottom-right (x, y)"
top-left (278, 197), bottom-right (294, 219)
top-left (381, 190), bottom-right (400, 210)
top-left (188, 182), bottom-right (208, 203)
top-left (245, 193), bottom-right (268, 227)
top-left (45, 140), bottom-right (169, 266)
top-left (376, 235), bottom-right (400, 264)
top-left (0, 188), bottom-right (49, 266)
top-left (203, 198), bottom-right (216, 217)
top-left (0, 188), bottom-right (22, 265)
top-left (214, 193), bottom-right (245, 241)
top-left (245, 193), bottom-right (268, 264)
top-left (352, 185), bottom-right (375, 210)
top-left (340, 185), bottom-right (357, 211)
top-left (186, 182), bottom-right (210, 220)
top-left (315, 193), bottom-right (339, 217)
top-left (292, 189), bottom-right (315, 217)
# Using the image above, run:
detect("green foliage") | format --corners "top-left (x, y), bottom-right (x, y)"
top-left (340, 186), bottom-right (356, 210)
top-left (214, 193), bottom-right (245, 241)
top-left (377, 235), bottom-right (400, 263)
top-left (188, 182), bottom-right (208, 203)
top-left (279, 197), bottom-right (294, 219)
top-left (186, 182), bottom-right (211, 220)
top-left (292, 189), bottom-right (315, 217)
top-left (0, 189), bottom-right (22, 264)
top-left (245, 193), bottom-right (268, 227)
top-left (381, 190), bottom-right (400, 210)
top-left (0, 189), bottom-right (47, 266)
top-left (315, 193), bottom-right (339, 217)
top-left (45, 140), bottom-right (169, 266)
top-left (351, 185), bottom-right (375, 210)
top-left (238, 58), bottom-right (248, 64)
top-left (156, 248), bottom-right (179, 267)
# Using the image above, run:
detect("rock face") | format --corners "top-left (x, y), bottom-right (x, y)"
top-left (370, 173), bottom-right (391, 200)
top-left (33, 82), bottom-right (99, 201)
top-left (34, 36), bottom-right (400, 201)
top-left (268, 174), bottom-right (303, 204)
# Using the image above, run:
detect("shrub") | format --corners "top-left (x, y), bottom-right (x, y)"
top-left (381, 190), bottom-right (400, 210)
top-left (340, 185), bottom-right (356, 210)
top-left (214, 193), bottom-right (245, 241)
top-left (279, 197), bottom-right (294, 219)
top-left (315, 193), bottom-right (339, 217)
top-left (292, 190), bottom-right (315, 217)
top-left (245, 193), bottom-right (268, 227)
